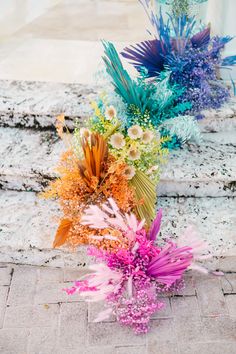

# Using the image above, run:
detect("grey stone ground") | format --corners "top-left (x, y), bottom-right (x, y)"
top-left (0, 264), bottom-right (236, 354)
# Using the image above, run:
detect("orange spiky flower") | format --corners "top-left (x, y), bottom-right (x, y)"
top-left (78, 133), bottom-right (108, 190)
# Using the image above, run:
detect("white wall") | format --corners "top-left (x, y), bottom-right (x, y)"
top-left (203, 0), bottom-right (236, 80)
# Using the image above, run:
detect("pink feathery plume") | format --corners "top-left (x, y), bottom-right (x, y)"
top-left (147, 242), bottom-right (193, 285)
top-left (64, 263), bottom-right (122, 302)
top-left (148, 209), bottom-right (162, 241)
top-left (177, 226), bottom-right (212, 274)
top-left (81, 198), bottom-right (145, 242)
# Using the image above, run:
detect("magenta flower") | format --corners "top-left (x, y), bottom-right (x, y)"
top-left (147, 242), bottom-right (193, 285)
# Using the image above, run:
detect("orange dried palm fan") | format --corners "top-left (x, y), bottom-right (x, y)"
top-left (78, 132), bottom-right (108, 189)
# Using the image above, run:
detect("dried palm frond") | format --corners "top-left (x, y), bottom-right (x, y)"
top-left (53, 218), bottom-right (72, 248)
top-left (130, 170), bottom-right (157, 226)
top-left (78, 133), bottom-right (108, 189)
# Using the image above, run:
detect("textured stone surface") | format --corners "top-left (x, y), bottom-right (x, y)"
top-left (0, 80), bottom-right (97, 129)
top-left (1, 127), bottom-right (236, 197)
top-left (0, 190), bottom-right (235, 268)
top-left (159, 132), bottom-right (236, 197)
top-left (0, 80), bottom-right (236, 132)
top-left (0, 264), bottom-right (235, 353)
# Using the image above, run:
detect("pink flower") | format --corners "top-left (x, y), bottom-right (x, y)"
top-left (177, 226), bottom-right (212, 274)
top-left (81, 198), bottom-right (145, 243)
top-left (147, 242), bottom-right (193, 285)
top-left (64, 263), bottom-right (123, 302)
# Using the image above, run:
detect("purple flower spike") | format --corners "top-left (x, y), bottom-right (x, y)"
top-left (148, 209), bottom-right (162, 241)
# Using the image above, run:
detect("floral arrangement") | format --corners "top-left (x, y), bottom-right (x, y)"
top-left (121, 0), bottom-right (236, 113)
top-left (64, 198), bottom-right (211, 334)
top-left (42, 14), bottom-right (219, 334)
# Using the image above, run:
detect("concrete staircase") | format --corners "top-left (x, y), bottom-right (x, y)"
top-left (0, 80), bottom-right (235, 270)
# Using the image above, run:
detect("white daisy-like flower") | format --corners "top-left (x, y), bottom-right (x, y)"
top-left (105, 105), bottom-right (117, 120)
top-left (123, 165), bottom-right (136, 180)
top-left (110, 133), bottom-right (126, 149)
top-left (128, 125), bottom-right (143, 140)
top-left (142, 130), bottom-right (154, 144)
top-left (128, 147), bottom-right (141, 161)
top-left (80, 128), bottom-right (90, 138)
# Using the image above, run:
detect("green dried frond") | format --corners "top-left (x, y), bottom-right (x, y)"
top-left (130, 170), bottom-right (157, 226)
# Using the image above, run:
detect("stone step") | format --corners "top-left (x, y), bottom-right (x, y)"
top-left (0, 190), bottom-right (235, 270)
top-left (0, 127), bottom-right (235, 197)
top-left (0, 80), bottom-right (236, 132)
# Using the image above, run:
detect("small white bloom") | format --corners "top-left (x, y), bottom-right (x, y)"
top-left (80, 128), bottom-right (90, 138)
top-left (110, 133), bottom-right (125, 149)
top-left (142, 130), bottom-right (154, 144)
top-left (123, 165), bottom-right (136, 180)
top-left (128, 125), bottom-right (143, 140)
top-left (105, 105), bottom-right (117, 120)
top-left (128, 147), bottom-right (141, 161)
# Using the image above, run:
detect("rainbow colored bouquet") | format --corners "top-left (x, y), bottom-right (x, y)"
top-left (42, 0), bottom-right (228, 334)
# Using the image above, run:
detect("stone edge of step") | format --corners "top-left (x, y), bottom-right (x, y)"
top-left (0, 80), bottom-right (236, 131)
top-left (0, 247), bottom-right (235, 272)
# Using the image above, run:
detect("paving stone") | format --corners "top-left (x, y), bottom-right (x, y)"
top-left (7, 266), bottom-right (38, 305)
top-left (195, 277), bottom-right (228, 317)
top-left (175, 316), bottom-right (236, 343)
top-left (35, 281), bottom-right (82, 304)
top-left (0, 267), bottom-right (12, 285)
top-left (0, 286), bottom-right (8, 328)
top-left (179, 342), bottom-right (236, 354)
top-left (221, 274), bottom-right (236, 294)
top-left (171, 296), bottom-right (200, 319)
top-left (4, 304), bottom-right (59, 328)
top-left (59, 302), bottom-right (87, 349)
top-left (151, 298), bottom-right (172, 319)
top-left (0, 328), bottom-right (30, 354)
top-left (225, 295), bottom-right (236, 317)
top-left (116, 346), bottom-right (147, 354)
top-left (84, 346), bottom-right (115, 354)
top-left (56, 350), bottom-right (84, 354)
top-left (28, 326), bottom-right (58, 354)
top-left (88, 322), bottom-right (146, 347)
top-left (147, 341), bottom-right (178, 354)
top-left (176, 275), bottom-right (196, 296)
top-left (147, 319), bottom-right (176, 348)
top-left (88, 302), bottom-right (115, 323)
top-left (39, 267), bottom-right (64, 282)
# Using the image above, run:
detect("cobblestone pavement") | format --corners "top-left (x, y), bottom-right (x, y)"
top-left (0, 264), bottom-right (236, 354)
